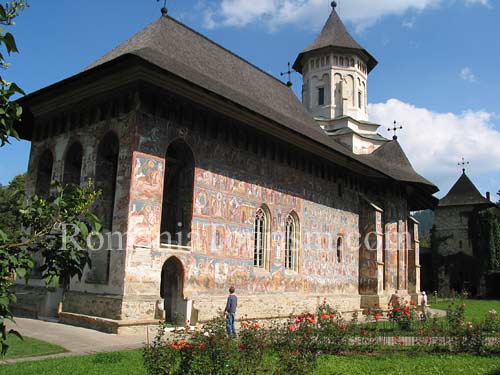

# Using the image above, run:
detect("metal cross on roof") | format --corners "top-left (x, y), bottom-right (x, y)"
top-left (280, 62), bottom-right (294, 88)
top-left (157, 0), bottom-right (168, 16)
top-left (458, 157), bottom-right (470, 173)
top-left (388, 121), bottom-right (403, 140)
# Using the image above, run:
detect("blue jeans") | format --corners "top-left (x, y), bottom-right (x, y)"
top-left (226, 312), bottom-right (236, 336)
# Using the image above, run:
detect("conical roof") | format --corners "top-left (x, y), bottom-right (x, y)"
top-left (293, 7), bottom-right (377, 73)
top-left (439, 172), bottom-right (492, 207)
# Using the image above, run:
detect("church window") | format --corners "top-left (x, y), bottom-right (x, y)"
top-left (310, 60), bottom-right (314, 70)
top-left (337, 237), bottom-right (343, 262)
top-left (350, 58), bottom-right (355, 67)
top-left (63, 142), bottom-right (83, 187)
top-left (318, 87), bottom-right (325, 106)
top-left (358, 92), bottom-right (362, 109)
top-left (254, 206), bottom-right (271, 269)
top-left (35, 150), bottom-right (54, 198)
top-left (161, 140), bottom-right (195, 246)
top-left (315, 58), bottom-right (320, 68)
top-left (334, 56), bottom-right (338, 65)
top-left (285, 212), bottom-right (300, 272)
top-left (339, 57), bottom-right (344, 66)
top-left (326, 56), bottom-right (330, 65)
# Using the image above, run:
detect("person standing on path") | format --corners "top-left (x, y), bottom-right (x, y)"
top-left (224, 286), bottom-right (237, 338)
top-left (421, 291), bottom-right (429, 319)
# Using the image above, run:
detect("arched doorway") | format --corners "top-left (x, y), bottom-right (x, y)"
top-left (160, 140), bottom-right (195, 246)
top-left (160, 257), bottom-right (185, 325)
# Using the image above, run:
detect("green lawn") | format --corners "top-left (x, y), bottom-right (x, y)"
top-left (431, 299), bottom-right (500, 322)
top-left (2, 350), bottom-right (500, 375)
top-left (315, 354), bottom-right (500, 375)
top-left (1, 335), bottom-right (66, 360)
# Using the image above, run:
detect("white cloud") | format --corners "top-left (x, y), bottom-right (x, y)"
top-left (201, 0), bottom-right (490, 32)
top-left (464, 0), bottom-right (492, 7)
top-left (460, 67), bottom-right (477, 82)
top-left (368, 99), bottom-right (500, 194)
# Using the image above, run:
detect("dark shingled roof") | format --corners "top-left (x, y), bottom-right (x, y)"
top-left (360, 139), bottom-right (435, 187)
top-left (86, 15), bottom-right (434, 191)
top-left (15, 14), bottom-right (435, 195)
top-left (293, 8), bottom-right (378, 73)
top-left (439, 172), bottom-right (492, 207)
top-left (87, 16), bottom-right (354, 157)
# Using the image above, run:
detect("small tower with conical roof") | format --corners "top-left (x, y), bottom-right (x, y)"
top-left (293, 2), bottom-right (385, 154)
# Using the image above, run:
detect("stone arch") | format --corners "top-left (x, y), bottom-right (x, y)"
top-left (160, 256), bottom-right (186, 324)
top-left (322, 73), bottom-right (331, 105)
top-left (346, 75), bottom-right (355, 108)
top-left (35, 149), bottom-right (53, 198)
top-left (334, 73), bottom-right (343, 117)
top-left (63, 141), bottom-right (83, 187)
top-left (95, 132), bottom-right (120, 230)
top-left (87, 131), bottom-right (119, 284)
top-left (161, 139), bottom-right (195, 246)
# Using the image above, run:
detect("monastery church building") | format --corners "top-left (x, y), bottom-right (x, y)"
top-left (15, 4), bottom-right (437, 332)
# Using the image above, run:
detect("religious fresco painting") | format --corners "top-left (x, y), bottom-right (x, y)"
top-left (128, 152), bottom-right (165, 248)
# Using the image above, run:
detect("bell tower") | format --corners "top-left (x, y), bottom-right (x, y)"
top-left (293, 2), bottom-right (386, 155)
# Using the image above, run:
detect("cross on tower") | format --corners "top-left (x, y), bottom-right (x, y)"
top-left (458, 157), bottom-right (470, 173)
top-left (388, 121), bottom-right (403, 140)
top-left (280, 62), bottom-right (294, 88)
top-left (157, 0), bottom-right (168, 16)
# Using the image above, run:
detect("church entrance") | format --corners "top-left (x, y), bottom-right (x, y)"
top-left (160, 257), bottom-right (186, 325)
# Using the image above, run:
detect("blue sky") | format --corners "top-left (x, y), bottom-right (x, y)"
top-left (0, 0), bottom-right (499, 200)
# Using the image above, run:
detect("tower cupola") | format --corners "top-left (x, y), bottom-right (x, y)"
top-left (294, 3), bottom-right (386, 155)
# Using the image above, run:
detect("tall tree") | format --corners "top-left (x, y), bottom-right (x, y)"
top-left (0, 2), bottom-right (103, 355)
top-left (0, 1), bottom-right (28, 146)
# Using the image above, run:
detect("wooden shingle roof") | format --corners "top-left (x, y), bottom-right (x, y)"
top-left (292, 8), bottom-right (378, 73)
top-left (439, 172), bottom-right (492, 207)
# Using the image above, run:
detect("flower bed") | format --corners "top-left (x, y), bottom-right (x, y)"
top-left (143, 299), bottom-right (500, 375)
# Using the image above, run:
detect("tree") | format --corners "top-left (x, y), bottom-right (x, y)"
top-left (0, 1), bottom-right (28, 146)
top-left (0, 2), bottom-right (103, 355)
top-left (0, 180), bottom-right (101, 354)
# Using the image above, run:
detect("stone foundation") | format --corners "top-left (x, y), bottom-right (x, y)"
top-left (62, 291), bottom-right (123, 320)
top-left (10, 284), bottom-right (62, 318)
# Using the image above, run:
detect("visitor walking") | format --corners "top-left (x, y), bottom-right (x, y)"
top-left (224, 286), bottom-right (237, 338)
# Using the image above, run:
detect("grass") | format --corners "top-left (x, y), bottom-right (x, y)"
top-left (431, 299), bottom-right (500, 322)
top-left (315, 353), bottom-right (500, 375)
top-left (0, 350), bottom-right (147, 374)
top-left (1, 335), bottom-right (66, 360)
top-left (2, 350), bottom-right (500, 375)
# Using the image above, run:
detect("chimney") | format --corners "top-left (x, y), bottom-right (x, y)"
top-left (486, 192), bottom-right (491, 201)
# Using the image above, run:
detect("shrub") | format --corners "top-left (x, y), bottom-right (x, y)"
top-left (387, 297), bottom-right (417, 330)
top-left (446, 302), bottom-right (466, 330)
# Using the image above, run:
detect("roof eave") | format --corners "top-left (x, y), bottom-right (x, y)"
top-left (293, 46), bottom-right (378, 74)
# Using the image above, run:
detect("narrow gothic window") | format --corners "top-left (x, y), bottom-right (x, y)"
top-left (358, 92), bottom-right (362, 109)
top-left (35, 150), bottom-right (53, 198)
top-left (318, 87), bottom-right (325, 106)
top-left (161, 140), bottom-right (195, 246)
top-left (337, 237), bottom-right (343, 262)
top-left (63, 142), bottom-right (83, 187)
top-left (254, 206), bottom-right (270, 269)
top-left (285, 212), bottom-right (300, 272)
